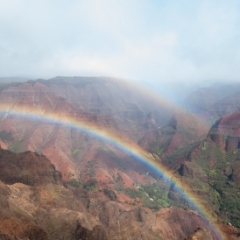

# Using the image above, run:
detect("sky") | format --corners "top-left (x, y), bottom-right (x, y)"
top-left (0, 0), bottom-right (240, 83)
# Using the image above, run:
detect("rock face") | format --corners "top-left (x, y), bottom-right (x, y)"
top-left (0, 149), bottom-right (61, 186)
top-left (139, 110), bottom-right (209, 161)
top-left (208, 110), bottom-right (240, 152)
top-left (159, 109), bottom-right (240, 232)
top-left (0, 148), bottom-right (220, 240)
top-left (0, 81), bottom-right (118, 182)
top-left (0, 79), bottom-right (173, 185)
top-left (37, 76), bottom-right (175, 129)
top-left (0, 218), bottom-right (48, 240)
top-left (149, 207), bottom-right (214, 240)
top-left (184, 228), bottom-right (213, 240)
top-left (75, 225), bottom-right (108, 240)
top-left (218, 224), bottom-right (240, 240)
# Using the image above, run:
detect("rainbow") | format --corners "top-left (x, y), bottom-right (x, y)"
top-left (0, 103), bottom-right (224, 239)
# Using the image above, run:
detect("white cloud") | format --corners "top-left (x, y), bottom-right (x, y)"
top-left (0, 0), bottom-right (240, 82)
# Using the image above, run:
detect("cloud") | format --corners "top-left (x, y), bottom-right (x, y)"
top-left (0, 0), bottom-right (240, 82)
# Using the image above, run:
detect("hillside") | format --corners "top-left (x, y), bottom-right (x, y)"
top-left (184, 82), bottom-right (240, 125)
top-left (139, 110), bottom-right (210, 161)
top-left (0, 148), bottom-right (221, 240)
top-left (0, 78), bottom-right (238, 239)
top-left (184, 83), bottom-right (240, 115)
top-left (161, 109), bottom-right (240, 231)
top-left (35, 76), bottom-right (176, 139)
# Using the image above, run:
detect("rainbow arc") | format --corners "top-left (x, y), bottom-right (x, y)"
top-left (0, 103), bottom-right (224, 239)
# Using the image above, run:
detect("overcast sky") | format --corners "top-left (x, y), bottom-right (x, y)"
top-left (0, 0), bottom-right (240, 83)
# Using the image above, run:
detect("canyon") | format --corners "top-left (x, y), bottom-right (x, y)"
top-left (0, 77), bottom-right (240, 239)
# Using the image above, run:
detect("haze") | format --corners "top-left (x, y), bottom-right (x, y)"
top-left (0, 0), bottom-right (240, 83)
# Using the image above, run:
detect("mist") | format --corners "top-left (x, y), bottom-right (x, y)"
top-left (0, 0), bottom-right (240, 84)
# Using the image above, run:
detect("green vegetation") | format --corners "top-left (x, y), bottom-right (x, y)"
top-left (161, 126), bottom-right (175, 135)
top-left (201, 141), bottom-right (207, 151)
top-left (71, 148), bottom-right (80, 158)
top-left (165, 140), bottom-right (201, 166)
top-left (103, 188), bottom-right (117, 200)
top-left (0, 130), bottom-right (13, 141)
top-left (124, 188), bottom-right (145, 198)
top-left (122, 187), bottom-right (160, 211)
top-left (151, 141), bottom-right (164, 157)
top-left (158, 135), bottom-right (240, 229)
top-left (8, 140), bottom-right (23, 153)
top-left (83, 178), bottom-right (97, 191)
top-left (151, 233), bottom-right (163, 240)
top-left (121, 181), bottom-right (189, 211)
top-left (96, 140), bottom-right (110, 152)
top-left (65, 179), bottom-right (80, 188)
top-left (86, 161), bottom-right (96, 177)
top-left (208, 169), bottom-right (217, 178)
top-left (210, 177), bottom-right (240, 228)
top-left (187, 140), bottom-right (240, 229)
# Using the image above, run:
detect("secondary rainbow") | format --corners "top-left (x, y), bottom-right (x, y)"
top-left (0, 103), bottom-right (224, 239)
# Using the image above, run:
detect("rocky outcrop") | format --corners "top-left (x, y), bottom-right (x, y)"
top-left (38, 76), bottom-right (175, 128)
top-left (208, 110), bottom-right (240, 152)
top-left (151, 207), bottom-right (214, 240)
top-left (219, 224), bottom-right (240, 240)
top-left (0, 148), bottom-right (224, 240)
top-left (139, 110), bottom-right (209, 160)
top-left (0, 232), bottom-right (16, 240)
top-left (0, 149), bottom-right (62, 186)
top-left (75, 224), bottom-right (108, 240)
top-left (184, 227), bottom-right (213, 240)
top-left (179, 162), bottom-right (194, 177)
top-left (223, 162), bottom-right (240, 183)
top-left (0, 81), bottom-right (117, 181)
top-left (0, 80), bottom-right (161, 190)
top-left (0, 218), bottom-right (48, 240)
